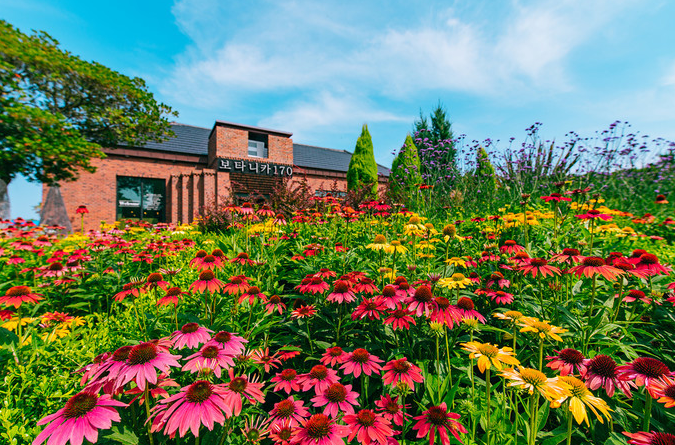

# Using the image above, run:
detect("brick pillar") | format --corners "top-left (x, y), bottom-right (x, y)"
top-left (192, 173), bottom-right (201, 220)
top-left (203, 172), bottom-right (216, 211)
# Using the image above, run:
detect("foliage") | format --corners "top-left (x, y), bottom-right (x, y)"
top-left (0, 20), bottom-right (176, 185)
top-left (269, 175), bottom-right (314, 217)
top-left (413, 103), bottom-right (458, 190)
top-left (390, 134), bottom-right (422, 206)
top-left (347, 124), bottom-right (378, 196)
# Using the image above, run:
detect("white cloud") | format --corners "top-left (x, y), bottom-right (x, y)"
top-left (163, 0), bottom-right (640, 128)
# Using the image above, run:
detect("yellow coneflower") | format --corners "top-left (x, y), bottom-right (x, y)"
top-left (445, 257), bottom-right (467, 268)
top-left (500, 367), bottom-right (569, 401)
top-left (424, 223), bottom-right (439, 236)
top-left (438, 273), bottom-right (472, 290)
top-left (493, 311), bottom-right (525, 324)
top-left (461, 341), bottom-right (520, 373)
top-left (366, 234), bottom-right (390, 251)
top-left (417, 241), bottom-right (436, 251)
top-left (384, 240), bottom-right (408, 254)
top-left (554, 376), bottom-right (612, 426)
top-left (519, 319), bottom-right (567, 342)
top-left (404, 216), bottom-right (427, 236)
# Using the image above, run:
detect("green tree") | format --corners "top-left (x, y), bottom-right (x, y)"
top-left (347, 124), bottom-right (378, 195)
top-left (390, 134), bottom-right (422, 201)
top-left (0, 20), bottom-right (176, 218)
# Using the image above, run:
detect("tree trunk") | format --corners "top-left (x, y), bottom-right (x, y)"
top-left (0, 179), bottom-right (10, 220)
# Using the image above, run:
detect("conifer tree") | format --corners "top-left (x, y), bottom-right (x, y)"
top-left (474, 146), bottom-right (496, 204)
top-left (347, 124), bottom-right (378, 195)
top-left (390, 134), bottom-right (422, 198)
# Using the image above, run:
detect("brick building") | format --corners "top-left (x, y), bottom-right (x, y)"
top-left (41, 120), bottom-right (389, 231)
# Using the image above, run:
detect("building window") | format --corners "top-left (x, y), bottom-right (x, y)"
top-left (116, 176), bottom-right (166, 223)
top-left (248, 132), bottom-right (269, 158)
top-left (314, 190), bottom-right (346, 198)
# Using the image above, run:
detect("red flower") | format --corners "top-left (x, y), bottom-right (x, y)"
top-left (310, 382), bottom-right (360, 417)
top-left (327, 280), bottom-right (356, 304)
top-left (340, 348), bottom-right (383, 377)
top-left (230, 252), bottom-right (255, 266)
top-left (189, 270), bottom-right (224, 293)
top-left (75, 205), bottom-right (89, 214)
top-left (343, 409), bottom-right (394, 445)
top-left (0, 286), bottom-right (43, 308)
top-left (617, 357), bottom-right (671, 396)
top-left (157, 287), bottom-right (187, 307)
top-left (575, 209), bottom-right (611, 220)
top-left (412, 402), bottom-right (467, 445)
top-left (384, 306), bottom-right (416, 331)
top-left (520, 258), bottom-right (561, 278)
top-left (407, 285), bottom-right (437, 317)
top-left (354, 277), bottom-right (379, 295)
top-left (271, 369), bottom-right (301, 394)
top-left (352, 296), bottom-right (387, 321)
top-left (569, 257), bottom-right (623, 281)
top-left (375, 394), bottom-right (410, 427)
top-left (223, 275), bottom-right (251, 295)
top-left (546, 349), bottom-right (586, 376)
top-left (239, 286), bottom-right (266, 305)
top-left (382, 358), bottom-right (424, 390)
top-left (291, 305), bottom-right (317, 319)
top-left (540, 193), bottom-right (571, 203)
top-left (623, 431), bottom-right (675, 445)
top-left (321, 346), bottom-right (348, 367)
top-left (290, 414), bottom-right (349, 445)
top-left (500, 240), bottom-right (524, 254)
top-left (265, 295), bottom-right (286, 314)
top-left (549, 248), bottom-right (583, 265)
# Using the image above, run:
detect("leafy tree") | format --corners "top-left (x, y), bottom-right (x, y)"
top-left (347, 124), bottom-right (378, 195)
top-left (0, 20), bottom-right (176, 218)
top-left (390, 134), bottom-right (422, 200)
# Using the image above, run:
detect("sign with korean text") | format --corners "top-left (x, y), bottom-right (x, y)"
top-left (217, 158), bottom-right (293, 177)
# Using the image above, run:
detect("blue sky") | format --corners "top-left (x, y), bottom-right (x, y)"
top-left (4, 0), bottom-right (675, 219)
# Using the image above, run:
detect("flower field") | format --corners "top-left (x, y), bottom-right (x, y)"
top-left (2, 195), bottom-right (675, 445)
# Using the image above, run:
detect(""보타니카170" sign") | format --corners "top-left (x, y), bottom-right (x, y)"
top-left (217, 158), bottom-right (293, 177)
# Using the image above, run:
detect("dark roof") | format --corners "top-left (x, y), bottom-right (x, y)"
top-left (134, 123), bottom-right (390, 175)
top-left (293, 144), bottom-right (390, 176)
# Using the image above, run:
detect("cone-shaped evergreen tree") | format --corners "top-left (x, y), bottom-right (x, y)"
top-left (474, 146), bottom-right (496, 206)
top-left (390, 134), bottom-right (422, 198)
top-left (347, 124), bottom-right (378, 195)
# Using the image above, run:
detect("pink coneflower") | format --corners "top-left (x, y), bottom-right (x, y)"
top-left (223, 275), bottom-right (251, 295)
top-left (151, 380), bottom-right (229, 437)
top-left (488, 290), bottom-right (514, 305)
top-left (394, 279), bottom-right (415, 298)
top-left (343, 409), bottom-right (393, 445)
top-left (430, 297), bottom-right (459, 328)
top-left (382, 358), bottom-right (424, 390)
top-left (500, 240), bottom-right (524, 254)
top-left (581, 354), bottom-right (633, 397)
top-left (520, 258), bottom-right (561, 278)
top-left (266, 295), bottom-right (287, 314)
top-left (509, 251), bottom-right (531, 267)
top-left (0, 310), bottom-right (13, 321)
top-left (7, 255), bottom-right (25, 265)
top-left (321, 346), bottom-right (349, 366)
top-left (541, 193), bottom-right (571, 203)
top-left (206, 331), bottom-right (248, 355)
top-left (271, 369), bottom-right (301, 394)
top-left (617, 357), bottom-right (671, 395)
top-left (550, 248), bottom-right (584, 265)
top-left (189, 249), bottom-right (208, 268)
top-left (33, 392), bottom-right (127, 445)
top-left (621, 290), bottom-right (652, 304)
top-left (379, 285), bottom-right (403, 309)
top-left (375, 394), bottom-right (410, 427)
top-left (311, 382), bottom-right (360, 417)
top-left (486, 271), bottom-right (510, 289)
top-left (623, 431), bottom-right (675, 445)
top-left (352, 296), bottom-right (387, 321)
top-left (278, 347), bottom-right (301, 362)
top-left (239, 285), bottom-right (266, 305)
top-left (117, 342), bottom-right (181, 391)
top-left (252, 347), bottom-right (282, 373)
top-left (172, 323), bottom-right (214, 350)
top-left (231, 252), bottom-right (256, 266)
top-left (269, 419), bottom-right (294, 445)
top-left (114, 280), bottom-right (145, 302)
top-left (613, 259), bottom-right (650, 279)
top-left (650, 376), bottom-right (675, 408)
top-left (297, 364), bottom-right (340, 393)
top-left (190, 270), bottom-right (225, 293)
top-left (479, 251), bottom-right (500, 262)
top-left (40, 261), bottom-right (67, 277)
top-left (269, 396), bottom-right (309, 427)
top-left (290, 413), bottom-right (349, 445)
top-left (327, 280), bottom-right (356, 304)
top-left (407, 285), bottom-right (437, 317)
top-left (634, 253), bottom-right (672, 276)
top-left (85, 346), bottom-right (132, 392)
top-left (316, 268), bottom-right (336, 278)
top-left (384, 306), bottom-right (417, 331)
top-left (222, 369), bottom-right (265, 417)
top-left (569, 257), bottom-right (623, 281)
top-left (340, 348), bottom-right (383, 377)
top-left (546, 349), bottom-right (586, 376)
top-left (197, 254), bottom-right (224, 271)
top-left (303, 276), bottom-right (330, 295)
top-left (412, 402), bottom-right (467, 445)
top-left (454, 297), bottom-right (486, 323)
top-left (0, 285), bottom-right (43, 308)
top-left (576, 209), bottom-right (611, 220)
top-left (354, 277), bottom-right (379, 294)
top-left (291, 305), bottom-right (317, 319)
top-left (183, 344), bottom-right (235, 377)
top-left (157, 286), bottom-right (187, 307)
top-left (146, 272), bottom-right (169, 291)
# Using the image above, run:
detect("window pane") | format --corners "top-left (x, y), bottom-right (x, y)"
top-left (117, 176), bottom-right (142, 220)
top-left (141, 178), bottom-right (166, 223)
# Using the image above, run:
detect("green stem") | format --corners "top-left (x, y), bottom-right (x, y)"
top-left (444, 327), bottom-right (452, 389)
top-left (436, 334), bottom-right (441, 396)
top-left (566, 402), bottom-right (573, 445)
top-left (306, 318), bottom-right (314, 354)
top-left (529, 393), bottom-right (539, 445)
top-left (643, 391), bottom-right (653, 431)
top-left (538, 339), bottom-right (544, 372)
top-left (144, 388), bottom-right (155, 445)
top-left (486, 368), bottom-right (491, 445)
top-left (16, 306), bottom-right (22, 345)
top-left (612, 280), bottom-right (624, 323)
